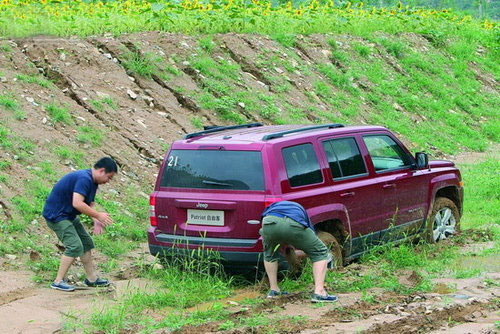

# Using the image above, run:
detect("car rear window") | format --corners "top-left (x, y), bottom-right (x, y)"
top-left (160, 150), bottom-right (265, 190)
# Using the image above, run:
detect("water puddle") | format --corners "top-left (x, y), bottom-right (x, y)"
top-left (186, 290), bottom-right (261, 312)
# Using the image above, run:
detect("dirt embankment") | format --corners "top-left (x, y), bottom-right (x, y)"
top-left (1, 31), bottom-right (498, 222)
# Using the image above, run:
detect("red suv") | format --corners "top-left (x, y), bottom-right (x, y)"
top-left (148, 123), bottom-right (463, 270)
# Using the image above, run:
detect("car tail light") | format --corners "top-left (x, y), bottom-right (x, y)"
top-left (149, 194), bottom-right (157, 227)
top-left (264, 196), bottom-right (283, 209)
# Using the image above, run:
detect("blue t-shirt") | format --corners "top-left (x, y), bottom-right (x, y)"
top-left (43, 169), bottom-right (98, 223)
top-left (261, 201), bottom-right (314, 230)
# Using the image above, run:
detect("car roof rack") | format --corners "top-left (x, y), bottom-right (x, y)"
top-left (262, 123), bottom-right (345, 140)
top-left (184, 123), bottom-right (263, 139)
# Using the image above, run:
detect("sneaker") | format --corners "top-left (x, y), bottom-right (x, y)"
top-left (50, 280), bottom-right (75, 292)
top-left (311, 293), bottom-right (338, 303)
top-left (267, 290), bottom-right (289, 298)
top-left (84, 277), bottom-right (110, 287)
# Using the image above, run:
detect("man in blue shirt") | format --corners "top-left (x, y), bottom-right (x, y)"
top-left (261, 201), bottom-right (338, 303)
top-left (43, 157), bottom-right (117, 291)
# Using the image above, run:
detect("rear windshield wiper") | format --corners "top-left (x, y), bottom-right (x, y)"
top-left (202, 180), bottom-right (232, 187)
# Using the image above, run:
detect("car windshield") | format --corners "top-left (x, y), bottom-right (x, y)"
top-left (160, 149), bottom-right (265, 190)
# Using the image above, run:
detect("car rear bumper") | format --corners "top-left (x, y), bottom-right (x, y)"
top-left (147, 227), bottom-right (267, 270)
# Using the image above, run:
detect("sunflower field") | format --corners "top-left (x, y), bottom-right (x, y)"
top-left (0, 0), bottom-right (496, 39)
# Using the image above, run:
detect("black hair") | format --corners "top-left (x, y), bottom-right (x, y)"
top-left (94, 157), bottom-right (118, 173)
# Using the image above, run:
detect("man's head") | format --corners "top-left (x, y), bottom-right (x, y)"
top-left (92, 157), bottom-right (118, 184)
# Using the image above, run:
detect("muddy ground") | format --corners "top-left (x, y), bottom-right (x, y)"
top-left (1, 238), bottom-right (498, 334)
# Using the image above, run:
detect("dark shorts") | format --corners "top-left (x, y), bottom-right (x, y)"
top-left (46, 217), bottom-right (94, 258)
top-left (259, 215), bottom-right (328, 263)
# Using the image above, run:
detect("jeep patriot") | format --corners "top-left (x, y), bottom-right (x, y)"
top-left (148, 123), bottom-right (463, 270)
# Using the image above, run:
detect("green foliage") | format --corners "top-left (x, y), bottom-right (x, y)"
top-left (45, 103), bottom-right (72, 124)
top-left (460, 159), bottom-right (500, 228)
top-left (0, 43), bottom-right (12, 52)
top-left (198, 36), bottom-right (215, 53)
top-left (16, 74), bottom-right (52, 88)
top-left (123, 51), bottom-right (163, 78)
top-left (272, 33), bottom-right (296, 47)
top-left (0, 124), bottom-right (13, 148)
top-left (76, 126), bottom-right (104, 146)
top-left (0, 94), bottom-right (18, 110)
top-left (54, 146), bottom-right (85, 168)
top-left (353, 42), bottom-right (371, 57)
top-left (191, 116), bottom-right (203, 129)
top-left (377, 38), bottom-right (406, 59)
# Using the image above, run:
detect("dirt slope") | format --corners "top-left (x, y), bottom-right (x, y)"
top-left (0, 31), bottom-right (498, 223)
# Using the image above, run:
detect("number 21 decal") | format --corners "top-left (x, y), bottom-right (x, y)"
top-left (168, 156), bottom-right (178, 167)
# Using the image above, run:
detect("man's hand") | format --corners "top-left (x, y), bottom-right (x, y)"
top-left (95, 212), bottom-right (113, 226)
top-left (73, 193), bottom-right (114, 227)
top-left (93, 218), bottom-right (104, 235)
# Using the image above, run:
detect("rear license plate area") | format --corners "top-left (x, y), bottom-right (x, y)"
top-left (186, 209), bottom-right (224, 226)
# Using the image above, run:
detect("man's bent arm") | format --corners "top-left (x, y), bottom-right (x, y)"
top-left (73, 193), bottom-right (100, 218)
top-left (73, 193), bottom-right (113, 225)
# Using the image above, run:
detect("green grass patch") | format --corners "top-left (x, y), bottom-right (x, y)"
top-left (460, 159), bottom-right (500, 228)
top-left (76, 126), bottom-right (104, 146)
top-left (45, 103), bottom-right (72, 124)
top-left (16, 74), bottom-right (52, 88)
top-left (123, 51), bottom-right (163, 78)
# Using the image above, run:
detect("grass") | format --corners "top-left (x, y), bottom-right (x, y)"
top-left (76, 126), bottom-right (104, 146)
top-left (16, 74), bottom-right (52, 88)
top-left (91, 97), bottom-right (117, 112)
top-left (122, 51), bottom-right (163, 78)
top-left (53, 146), bottom-right (85, 168)
top-left (459, 159), bottom-right (500, 228)
top-left (45, 103), bottom-right (72, 124)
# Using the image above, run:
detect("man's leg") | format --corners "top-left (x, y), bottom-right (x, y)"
top-left (264, 260), bottom-right (280, 292)
top-left (55, 255), bottom-right (76, 283)
top-left (312, 259), bottom-right (328, 295)
top-left (80, 250), bottom-right (98, 282)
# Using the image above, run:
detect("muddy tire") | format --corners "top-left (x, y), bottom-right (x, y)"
top-left (317, 231), bottom-right (343, 269)
top-left (425, 197), bottom-right (460, 243)
top-left (285, 231), bottom-right (343, 275)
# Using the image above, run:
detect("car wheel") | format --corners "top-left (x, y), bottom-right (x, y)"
top-left (316, 231), bottom-right (343, 269)
top-left (426, 197), bottom-right (460, 243)
top-left (284, 231), bottom-right (343, 275)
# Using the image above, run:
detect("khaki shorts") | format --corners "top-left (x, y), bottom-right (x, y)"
top-left (46, 217), bottom-right (94, 258)
top-left (259, 215), bottom-right (328, 263)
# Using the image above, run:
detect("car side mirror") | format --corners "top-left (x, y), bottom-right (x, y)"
top-left (415, 152), bottom-right (429, 170)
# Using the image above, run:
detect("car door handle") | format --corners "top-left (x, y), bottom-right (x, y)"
top-left (340, 192), bottom-right (355, 198)
top-left (383, 183), bottom-right (396, 189)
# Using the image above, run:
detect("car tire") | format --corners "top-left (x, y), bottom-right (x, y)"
top-left (316, 231), bottom-right (343, 269)
top-left (284, 231), bottom-right (343, 275)
top-left (426, 197), bottom-right (460, 243)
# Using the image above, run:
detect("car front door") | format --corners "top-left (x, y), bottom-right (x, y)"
top-left (361, 133), bottom-right (429, 242)
top-left (319, 135), bottom-right (385, 257)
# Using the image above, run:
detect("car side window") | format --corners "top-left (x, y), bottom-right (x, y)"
top-left (322, 137), bottom-right (366, 179)
top-left (282, 143), bottom-right (323, 187)
top-left (363, 135), bottom-right (413, 172)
